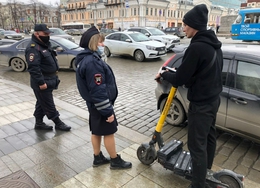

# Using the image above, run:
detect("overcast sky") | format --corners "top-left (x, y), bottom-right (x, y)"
top-left (0, 0), bottom-right (58, 6)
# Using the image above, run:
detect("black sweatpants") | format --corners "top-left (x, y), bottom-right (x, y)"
top-left (188, 97), bottom-right (220, 188)
top-left (33, 89), bottom-right (60, 120)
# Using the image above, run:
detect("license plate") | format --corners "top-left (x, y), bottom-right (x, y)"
top-left (158, 51), bottom-right (165, 55)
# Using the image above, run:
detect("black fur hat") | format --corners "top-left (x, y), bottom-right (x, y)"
top-left (182, 4), bottom-right (208, 31)
top-left (79, 26), bottom-right (100, 48)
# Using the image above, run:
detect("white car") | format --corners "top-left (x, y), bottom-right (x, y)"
top-left (127, 27), bottom-right (180, 51)
top-left (104, 31), bottom-right (166, 62)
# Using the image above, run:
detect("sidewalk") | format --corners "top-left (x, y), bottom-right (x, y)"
top-left (0, 78), bottom-right (258, 188)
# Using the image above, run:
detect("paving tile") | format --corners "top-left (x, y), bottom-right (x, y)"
top-left (0, 129), bottom-right (8, 139)
top-left (10, 122), bottom-right (29, 133)
top-left (0, 139), bottom-right (17, 154)
top-left (60, 177), bottom-right (87, 188)
top-left (0, 117), bottom-right (11, 126)
top-left (5, 135), bottom-right (28, 150)
top-left (26, 158), bottom-right (77, 188)
top-left (16, 132), bottom-right (39, 146)
top-left (9, 151), bottom-right (35, 170)
top-left (1, 155), bottom-right (20, 172)
top-left (122, 174), bottom-right (162, 188)
top-left (19, 119), bottom-right (34, 130)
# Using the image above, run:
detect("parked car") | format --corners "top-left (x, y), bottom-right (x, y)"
top-left (164, 27), bottom-right (186, 39)
top-left (0, 30), bottom-right (24, 40)
top-left (155, 44), bottom-right (260, 143)
top-left (100, 28), bottom-right (117, 36)
top-left (0, 36), bottom-right (83, 72)
top-left (0, 39), bottom-right (17, 46)
top-left (49, 28), bottom-right (75, 42)
top-left (65, 29), bottom-right (81, 36)
top-left (104, 31), bottom-right (166, 62)
top-left (127, 27), bottom-right (180, 51)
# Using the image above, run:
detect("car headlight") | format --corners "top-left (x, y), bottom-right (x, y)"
top-left (162, 37), bottom-right (172, 42)
top-left (146, 45), bottom-right (156, 50)
top-left (71, 37), bottom-right (75, 40)
top-left (7, 36), bottom-right (13, 38)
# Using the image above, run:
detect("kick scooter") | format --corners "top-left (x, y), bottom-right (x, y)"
top-left (136, 66), bottom-right (244, 188)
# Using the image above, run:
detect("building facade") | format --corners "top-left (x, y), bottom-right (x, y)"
top-left (0, 2), bottom-right (60, 31)
top-left (61, 0), bottom-right (228, 30)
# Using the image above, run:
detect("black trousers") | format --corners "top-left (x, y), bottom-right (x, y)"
top-left (33, 89), bottom-right (59, 120)
top-left (188, 97), bottom-right (220, 188)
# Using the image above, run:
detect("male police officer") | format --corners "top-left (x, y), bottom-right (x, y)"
top-left (25, 24), bottom-right (71, 131)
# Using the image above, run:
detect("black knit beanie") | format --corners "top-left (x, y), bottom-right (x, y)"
top-left (79, 26), bottom-right (100, 48)
top-left (183, 4), bottom-right (208, 31)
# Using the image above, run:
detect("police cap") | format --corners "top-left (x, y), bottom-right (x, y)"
top-left (34, 24), bottom-right (52, 33)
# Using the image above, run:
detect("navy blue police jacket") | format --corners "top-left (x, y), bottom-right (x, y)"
top-left (25, 34), bottom-right (59, 90)
top-left (75, 48), bottom-right (118, 118)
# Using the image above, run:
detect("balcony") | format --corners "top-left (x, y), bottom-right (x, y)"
top-left (104, 0), bottom-right (123, 7)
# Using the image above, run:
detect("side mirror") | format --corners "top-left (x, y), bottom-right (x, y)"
top-left (56, 47), bottom-right (64, 52)
top-left (144, 33), bottom-right (150, 37)
top-left (125, 39), bottom-right (132, 43)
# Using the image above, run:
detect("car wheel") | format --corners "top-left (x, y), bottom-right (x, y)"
top-left (71, 58), bottom-right (77, 71)
top-left (134, 50), bottom-right (145, 62)
top-left (159, 97), bottom-right (185, 126)
top-left (104, 46), bottom-right (111, 57)
top-left (180, 36), bottom-right (184, 39)
top-left (10, 58), bottom-right (26, 72)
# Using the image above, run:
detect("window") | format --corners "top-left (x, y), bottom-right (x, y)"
top-left (146, 8), bottom-right (148, 15)
top-left (120, 34), bottom-right (130, 41)
top-left (150, 8), bottom-right (153, 16)
top-left (244, 13), bottom-right (260, 24)
top-left (222, 59), bottom-right (231, 86)
top-left (107, 33), bottom-right (120, 40)
top-left (134, 8), bottom-right (136, 16)
top-left (17, 40), bottom-right (29, 49)
top-left (236, 61), bottom-right (260, 96)
top-left (155, 8), bottom-right (157, 16)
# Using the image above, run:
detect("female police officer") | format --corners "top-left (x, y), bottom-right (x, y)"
top-left (25, 24), bottom-right (71, 131)
top-left (75, 26), bottom-right (132, 169)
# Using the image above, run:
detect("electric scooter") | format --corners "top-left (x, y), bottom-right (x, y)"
top-left (136, 67), bottom-right (244, 188)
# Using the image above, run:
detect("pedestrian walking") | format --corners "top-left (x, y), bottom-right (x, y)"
top-left (155, 4), bottom-right (223, 188)
top-left (25, 24), bottom-right (71, 131)
top-left (75, 26), bottom-right (132, 169)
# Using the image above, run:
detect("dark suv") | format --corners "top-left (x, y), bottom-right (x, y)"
top-left (164, 27), bottom-right (186, 39)
top-left (155, 44), bottom-right (260, 143)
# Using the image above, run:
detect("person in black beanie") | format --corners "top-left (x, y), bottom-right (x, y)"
top-left (155, 4), bottom-right (223, 188)
top-left (75, 26), bottom-right (132, 169)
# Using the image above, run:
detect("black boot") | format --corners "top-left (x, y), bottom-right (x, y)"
top-left (53, 117), bottom-right (71, 131)
top-left (35, 117), bottom-right (53, 130)
top-left (110, 154), bottom-right (132, 169)
top-left (93, 151), bottom-right (110, 167)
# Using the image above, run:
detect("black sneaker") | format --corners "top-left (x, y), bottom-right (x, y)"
top-left (34, 122), bottom-right (53, 130)
top-left (93, 151), bottom-right (110, 167)
top-left (55, 122), bottom-right (71, 131)
top-left (110, 154), bottom-right (132, 169)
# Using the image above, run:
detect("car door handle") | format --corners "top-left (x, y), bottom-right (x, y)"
top-left (230, 97), bottom-right (247, 105)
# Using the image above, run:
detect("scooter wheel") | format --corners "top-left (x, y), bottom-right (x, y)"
top-left (217, 175), bottom-right (242, 188)
top-left (137, 145), bottom-right (156, 165)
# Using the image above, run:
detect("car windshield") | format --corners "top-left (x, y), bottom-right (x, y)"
top-left (129, 33), bottom-right (150, 42)
top-left (4, 31), bottom-right (17, 34)
top-left (50, 28), bottom-right (66, 35)
top-left (54, 37), bottom-right (79, 49)
top-left (147, 28), bottom-right (166, 36)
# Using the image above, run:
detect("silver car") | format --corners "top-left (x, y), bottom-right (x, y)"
top-left (49, 28), bottom-right (75, 42)
top-left (0, 36), bottom-right (83, 72)
top-left (0, 30), bottom-right (24, 40)
top-left (155, 44), bottom-right (260, 143)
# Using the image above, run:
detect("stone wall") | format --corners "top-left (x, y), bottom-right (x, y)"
top-left (219, 15), bottom-right (237, 33)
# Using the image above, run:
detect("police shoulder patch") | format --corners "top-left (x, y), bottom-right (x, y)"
top-left (29, 53), bottom-right (35, 62)
top-left (94, 74), bottom-right (102, 85)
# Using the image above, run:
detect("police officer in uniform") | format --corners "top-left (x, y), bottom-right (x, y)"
top-left (25, 24), bottom-right (71, 131)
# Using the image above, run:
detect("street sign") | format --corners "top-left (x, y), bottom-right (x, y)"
top-left (125, 0), bottom-right (129, 8)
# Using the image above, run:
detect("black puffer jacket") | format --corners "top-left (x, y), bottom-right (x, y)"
top-left (161, 30), bottom-right (223, 104)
